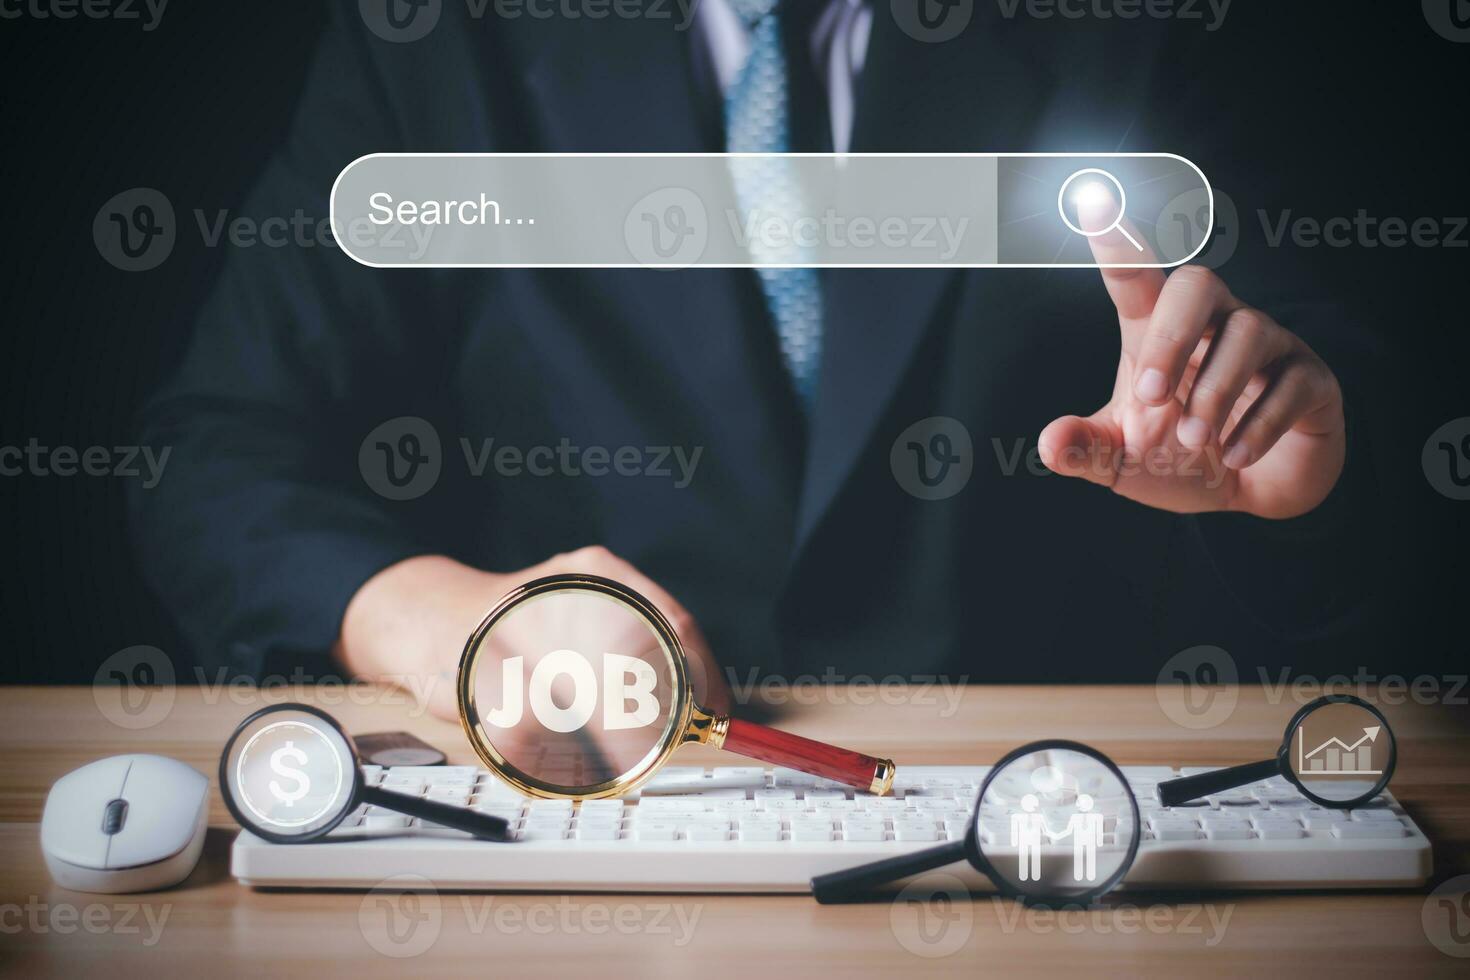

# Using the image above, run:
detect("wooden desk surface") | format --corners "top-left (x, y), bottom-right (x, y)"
top-left (1, 684), bottom-right (1467, 977)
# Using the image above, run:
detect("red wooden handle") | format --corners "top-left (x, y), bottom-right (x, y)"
top-left (721, 718), bottom-right (894, 794)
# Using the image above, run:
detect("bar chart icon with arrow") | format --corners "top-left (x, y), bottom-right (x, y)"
top-left (1297, 723), bottom-right (1383, 775)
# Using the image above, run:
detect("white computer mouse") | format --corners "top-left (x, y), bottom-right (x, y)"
top-left (41, 754), bottom-right (209, 893)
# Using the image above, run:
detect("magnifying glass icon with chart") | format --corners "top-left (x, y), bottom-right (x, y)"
top-left (1058, 168), bottom-right (1145, 252)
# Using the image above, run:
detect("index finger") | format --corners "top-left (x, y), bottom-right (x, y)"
top-left (1076, 178), bottom-right (1166, 323)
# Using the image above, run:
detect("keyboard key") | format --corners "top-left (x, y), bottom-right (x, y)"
top-left (1254, 823), bottom-right (1304, 840)
top-left (574, 823), bottom-right (621, 841)
top-left (1350, 809), bottom-right (1401, 821)
top-left (893, 820), bottom-right (939, 842)
top-left (362, 814), bottom-right (411, 830)
top-left (687, 823), bottom-right (730, 842)
top-left (634, 822), bottom-right (680, 841)
top-left (711, 767), bottom-right (767, 782)
top-left (738, 819), bottom-right (782, 842)
top-left (772, 768), bottom-right (819, 788)
top-left (922, 777), bottom-right (963, 790)
top-left (754, 789), bottom-right (797, 801)
top-left (474, 806), bottom-right (524, 823)
top-left (790, 822), bottom-right (832, 843)
top-left (1333, 820), bottom-right (1406, 839)
top-left (1203, 826), bottom-right (1252, 840)
top-left (792, 812), bottom-right (835, 827)
top-left (519, 825), bottom-right (568, 841)
top-left (840, 817), bottom-right (887, 842)
top-left (380, 777), bottom-right (425, 793)
top-left (646, 768), bottom-right (706, 784)
top-left (398, 766), bottom-right (478, 778)
top-left (578, 800), bottom-right (624, 815)
top-left (640, 799), bottom-right (709, 814)
top-left (1152, 824), bottom-right (1201, 841)
top-left (528, 798), bottom-right (574, 812)
top-left (1208, 790), bottom-right (1258, 806)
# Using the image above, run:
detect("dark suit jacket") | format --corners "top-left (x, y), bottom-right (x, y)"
top-left (130, 2), bottom-right (1383, 688)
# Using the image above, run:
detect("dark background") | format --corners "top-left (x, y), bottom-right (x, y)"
top-left (0, 3), bottom-right (1464, 684)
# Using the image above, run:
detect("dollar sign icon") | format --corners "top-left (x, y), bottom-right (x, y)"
top-left (269, 740), bottom-right (311, 806)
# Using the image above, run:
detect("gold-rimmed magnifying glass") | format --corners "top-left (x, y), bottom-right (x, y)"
top-left (457, 575), bottom-right (896, 799)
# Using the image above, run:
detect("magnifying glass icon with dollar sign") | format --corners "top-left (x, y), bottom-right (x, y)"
top-left (220, 703), bottom-right (512, 844)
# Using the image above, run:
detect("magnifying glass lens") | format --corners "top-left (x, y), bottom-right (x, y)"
top-left (463, 585), bottom-right (682, 796)
top-left (222, 706), bottom-right (357, 839)
top-left (975, 748), bottom-right (1136, 901)
top-left (1286, 699), bottom-right (1394, 805)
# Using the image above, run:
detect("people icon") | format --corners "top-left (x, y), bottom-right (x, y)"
top-left (1009, 793), bottom-right (1047, 882)
top-left (1062, 793), bottom-right (1105, 881)
top-left (1006, 778), bottom-right (1108, 884)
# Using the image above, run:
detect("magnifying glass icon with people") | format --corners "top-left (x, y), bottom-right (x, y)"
top-left (1058, 168), bottom-right (1145, 252)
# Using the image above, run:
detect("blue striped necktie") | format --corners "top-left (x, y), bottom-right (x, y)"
top-left (725, 0), bottom-right (825, 413)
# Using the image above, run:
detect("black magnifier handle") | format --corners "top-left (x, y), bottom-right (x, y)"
top-left (362, 785), bottom-right (513, 841)
top-left (811, 839), bottom-right (967, 904)
top-left (1156, 758), bottom-right (1280, 808)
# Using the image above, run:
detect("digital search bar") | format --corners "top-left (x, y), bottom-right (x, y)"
top-left (330, 153), bottom-right (1212, 269)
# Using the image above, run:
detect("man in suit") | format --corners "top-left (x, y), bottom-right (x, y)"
top-left (131, 0), bottom-right (1371, 720)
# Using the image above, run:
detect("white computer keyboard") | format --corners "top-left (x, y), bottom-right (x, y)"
top-left (231, 764), bottom-right (1432, 892)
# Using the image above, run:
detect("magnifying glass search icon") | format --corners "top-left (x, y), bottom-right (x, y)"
top-left (1059, 168), bottom-right (1145, 252)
